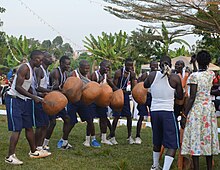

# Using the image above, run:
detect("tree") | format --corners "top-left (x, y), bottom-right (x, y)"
top-left (83, 30), bottom-right (131, 70)
top-left (52, 36), bottom-right (63, 48)
top-left (103, 0), bottom-right (220, 35)
top-left (195, 33), bottom-right (220, 63)
top-left (0, 7), bottom-right (6, 26)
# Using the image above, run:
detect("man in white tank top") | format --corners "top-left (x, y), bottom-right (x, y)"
top-left (144, 56), bottom-right (183, 170)
top-left (33, 52), bottom-right (53, 153)
top-left (5, 50), bottom-right (49, 165)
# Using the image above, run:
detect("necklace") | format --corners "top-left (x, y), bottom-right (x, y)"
top-left (119, 67), bottom-right (130, 89)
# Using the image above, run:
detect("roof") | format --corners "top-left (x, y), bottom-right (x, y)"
top-left (141, 56), bottom-right (220, 71)
top-left (171, 56), bottom-right (220, 71)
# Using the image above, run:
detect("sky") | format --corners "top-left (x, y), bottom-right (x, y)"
top-left (1, 0), bottom-right (199, 51)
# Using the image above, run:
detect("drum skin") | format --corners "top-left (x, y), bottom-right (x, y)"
top-left (132, 82), bottom-right (148, 105)
top-left (42, 91), bottom-right (68, 115)
top-left (110, 89), bottom-right (124, 112)
top-left (81, 81), bottom-right (102, 105)
top-left (62, 77), bottom-right (83, 103)
top-left (95, 83), bottom-right (113, 107)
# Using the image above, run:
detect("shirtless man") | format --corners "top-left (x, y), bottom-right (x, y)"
top-left (109, 58), bottom-right (136, 145)
top-left (65, 60), bottom-right (101, 147)
top-left (91, 60), bottom-right (113, 145)
top-left (42, 55), bottom-right (72, 150)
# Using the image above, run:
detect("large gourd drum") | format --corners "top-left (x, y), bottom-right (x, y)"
top-left (132, 82), bottom-right (148, 105)
top-left (62, 77), bottom-right (83, 103)
top-left (42, 91), bottom-right (68, 115)
top-left (81, 81), bottom-right (102, 105)
top-left (110, 89), bottom-right (124, 112)
top-left (95, 83), bottom-right (113, 107)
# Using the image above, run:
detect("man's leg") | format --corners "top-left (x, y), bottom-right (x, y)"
top-left (162, 149), bottom-right (176, 170)
top-left (25, 128), bottom-right (36, 153)
top-left (136, 116), bottom-right (144, 137)
top-left (35, 126), bottom-right (47, 147)
top-left (206, 155), bottom-right (213, 170)
top-left (110, 116), bottom-right (119, 138)
top-left (192, 156), bottom-right (199, 170)
top-left (58, 115), bottom-right (74, 149)
top-left (43, 118), bottom-right (56, 148)
top-left (152, 145), bottom-right (162, 169)
top-left (7, 131), bottom-right (21, 156)
top-left (100, 117), bottom-right (112, 145)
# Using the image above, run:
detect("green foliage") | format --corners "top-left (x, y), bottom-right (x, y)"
top-left (129, 27), bottom-right (162, 74)
top-left (0, 33), bottom-right (74, 73)
top-left (83, 30), bottom-right (130, 70)
top-left (195, 33), bottom-right (220, 63)
top-left (169, 46), bottom-right (190, 58)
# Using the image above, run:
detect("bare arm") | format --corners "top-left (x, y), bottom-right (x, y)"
top-left (130, 71), bottom-right (136, 90)
top-left (174, 74), bottom-right (184, 100)
top-left (49, 69), bottom-right (60, 90)
top-left (112, 70), bottom-right (121, 91)
top-left (138, 73), bottom-right (148, 83)
top-left (91, 72), bottom-right (98, 82)
top-left (15, 65), bottom-right (41, 102)
top-left (144, 71), bottom-right (156, 89)
top-left (180, 84), bottom-right (197, 129)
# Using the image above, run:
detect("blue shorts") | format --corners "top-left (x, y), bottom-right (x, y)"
top-left (137, 104), bottom-right (148, 116)
top-left (5, 95), bottom-right (34, 132)
top-left (67, 101), bottom-right (93, 125)
top-left (151, 111), bottom-right (180, 149)
top-left (113, 93), bottom-right (131, 117)
top-left (91, 103), bottom-right (108, 118)
top-left (137, 93), bottom-right (152, 116)
top-left (48, 108), bottom-right (67, 120)
top-left (34, 102), bottom-right (49, 128)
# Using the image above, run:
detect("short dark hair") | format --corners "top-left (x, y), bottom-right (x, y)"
top-left (196, 50), bottom-right (211, 67)
top-left (43, 51), bottom-right (52, 57)
top-left (160, 55), bottom-right (171, 67)
top-left (30, 50), bottom-right (43, 59)
top-left (79, 59), bottom-right (89, 67)
top-left (59, 55), bottom-right (70, 64)
top-left (125, 58), bottom-right (133, 64)
top-left (100, 60), bottom-right (110, 67)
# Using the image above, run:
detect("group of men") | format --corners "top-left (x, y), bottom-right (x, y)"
top-left (4, 50), bottom-right (151, 165)
top-left (4, 49), bottom-right (196, 170)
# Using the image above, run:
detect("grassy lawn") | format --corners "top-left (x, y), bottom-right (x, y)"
top-left (0, 115), bottom-right (219, 169)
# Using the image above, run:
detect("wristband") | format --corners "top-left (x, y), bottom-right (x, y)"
top-left (181, 112), bottom-right (187, 118)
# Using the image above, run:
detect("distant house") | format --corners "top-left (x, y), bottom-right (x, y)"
top-left (141, 56), bottom-right (220, 74)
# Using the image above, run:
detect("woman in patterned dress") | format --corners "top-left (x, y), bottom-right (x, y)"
top-left (181, 50), bottom-right (219, 170)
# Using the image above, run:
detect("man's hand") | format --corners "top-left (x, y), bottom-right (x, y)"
top-left (130, 71), bottom-right (136, 79)
top-left (180, 116), bottom-right (187, 129)
top-left (33, 95), bottom-right (43, 103)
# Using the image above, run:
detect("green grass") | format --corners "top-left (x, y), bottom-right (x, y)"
top-left (0, 115), bottom-right (219, 169)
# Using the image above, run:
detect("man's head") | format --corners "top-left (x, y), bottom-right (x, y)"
top-left (150, 61), bottom-right (158, 72)
top-left (125, 58), bottom-right (134, 72)
top-left (30, 50), bottom-right (44, 68)
top-left (159, 55), bottom-right (172, 69)
top-left (79, 59), bottom-right (90, 76)
top-left (99, 60), bottom-right (111, 74)
top-left (196, 50), bottom-right (211, 69)
top-left (42, 51), bottom-right (53, 66)
top-left (175, 60), bottom-right (185, 73)
top-left (59, 55), bottom-right (71, 72)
